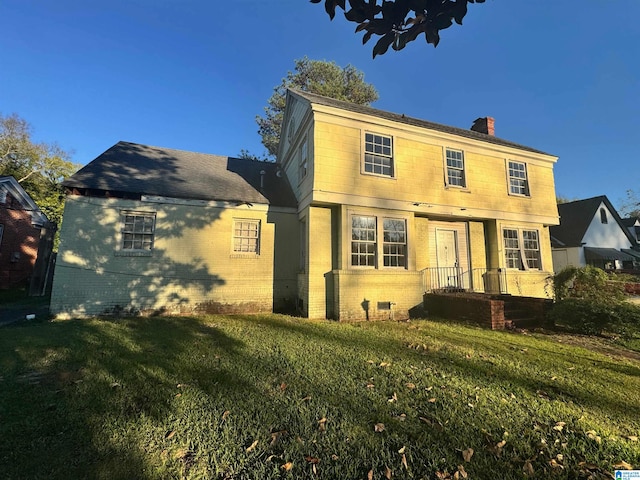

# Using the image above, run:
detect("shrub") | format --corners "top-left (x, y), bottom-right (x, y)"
top-left (551, 266), bottom-right (636, 335)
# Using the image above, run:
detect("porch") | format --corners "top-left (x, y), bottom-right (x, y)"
top-left (421, 267), bottom-right (508, 294)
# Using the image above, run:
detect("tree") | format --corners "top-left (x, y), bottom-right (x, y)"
top-left (311, 0), bottom-right (486, 57)
top-left (256, 57), bottom-right (379, 158)
top-left (620, 189), bottom-right (640, 219)
top-left (1, 113), bottom-right (79, 247)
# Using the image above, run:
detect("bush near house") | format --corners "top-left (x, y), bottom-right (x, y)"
top-left (550, 266), bottom-right (640, 336)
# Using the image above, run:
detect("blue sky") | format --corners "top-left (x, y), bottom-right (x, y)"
top-left (2, 1), bottom-right (639, 208)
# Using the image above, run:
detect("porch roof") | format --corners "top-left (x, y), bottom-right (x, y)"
top-left (584, 247), bottom-right (636, 262)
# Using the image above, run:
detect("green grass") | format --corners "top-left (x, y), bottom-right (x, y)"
top-left (1, 315), bottom-right (639, 479)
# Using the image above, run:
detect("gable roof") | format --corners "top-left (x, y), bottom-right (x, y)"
top-left (0, 176), bottom-right (49, 226)
top-left (622, 217), bottom-right (640, 228)
top-left (63, 142), bottom-right (297, 208)
top-left (550, 195), bottom-right (636, 247)
top-left (289, 89), bottom-right (553, 157)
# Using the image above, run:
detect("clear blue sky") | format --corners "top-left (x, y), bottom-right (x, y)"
top-left (2, 1), bottom-right (639, 209)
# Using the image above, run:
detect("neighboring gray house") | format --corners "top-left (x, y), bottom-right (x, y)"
top-left (550, 195), bottom-right (640, 272)
top-left (622, 217), bottom-right (640, 244)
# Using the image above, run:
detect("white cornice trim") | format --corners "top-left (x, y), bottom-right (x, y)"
top-left (311, 189), bottom-right (560, 226)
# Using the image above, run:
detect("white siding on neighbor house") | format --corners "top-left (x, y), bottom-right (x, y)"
top-left (582, 201), bottom-right (633, 250)
top-left (551, 247), bottom-right (582, 272)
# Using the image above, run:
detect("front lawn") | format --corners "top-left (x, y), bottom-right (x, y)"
top-left (1, 315), bottom-right (639, 479)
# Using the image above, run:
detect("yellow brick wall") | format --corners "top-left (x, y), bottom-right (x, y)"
top-left (311, 118), bottom-right (558, 222)
top-left (329, 270), bottom-right (423, 321)
top-left (50, 196), bottom-right (298, 317)
top-left (305, 205), bottom-right (333, 319)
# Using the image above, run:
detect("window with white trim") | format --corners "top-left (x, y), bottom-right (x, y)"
top-left (121, 212), bottom-right (156, 251)
top-left (364, 132), bottom-right (393, 177)
top-left (383, 219), bottom-right (406, 267)
top-left (299, 138), bottom-right (308, 181)
top-left (445, 148), bottom-right (466, 187)
top-left (508, 161), bottom-right (529, 196)
top-left (233, 219), bottom-right (260, 254)
top-left (503, 228), bottom-right (541, 270)
top-left (351, 215), bottom-right (407, 268)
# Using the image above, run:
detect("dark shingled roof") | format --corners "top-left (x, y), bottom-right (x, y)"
top-left (63, 142), bottom-right (297, 208)
top-left (550, 195), bottom-right (636, 247)
top-left (291, 90), bottom-right (553, 156)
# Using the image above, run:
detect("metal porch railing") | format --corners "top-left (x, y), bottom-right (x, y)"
top-left (421, 267), bottom-right (508, 294)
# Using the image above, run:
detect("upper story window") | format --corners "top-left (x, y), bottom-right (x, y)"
top-left (233, 219), bottom-right (260, 254)
top-left (600, 208), bottom-right (608, 224)
top-left (445, 148), bottom-right (466, 187)
top-left (507, 161), bottom-right (529, 196)
top-left (351, 215), bottom-right (406, 268)
top-left (503, 228), bottom-right (541, 270)
top-left (364, 132), bottom-right (393, 177)
top-left (299, 138), bottom-right (308, 182)
top-left (121, 212), bottom-right (156, 251)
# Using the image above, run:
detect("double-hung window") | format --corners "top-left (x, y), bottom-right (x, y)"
top-left (233, 219), bottom-right (260, 254)
top-left (364, 133), bottom-right (393, 177)
top-left (445, 148), bottom-right (466, 187)
top-left (351, 215), bottom-right (406, 268)
top-left (503, 228), bottom-right (541, 270)
top-left (508, 161), bottom-right (529, 196)
top-left (121, 212), bottom-right (156, 251)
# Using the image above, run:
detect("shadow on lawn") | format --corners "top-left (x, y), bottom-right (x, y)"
top-left (2, 315), bottom-right (639, 479)
top-left (0, 316), bottom-right (253, 479)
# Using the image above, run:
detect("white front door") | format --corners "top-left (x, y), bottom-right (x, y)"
top-left (436, 229), bottom-right (460, 287)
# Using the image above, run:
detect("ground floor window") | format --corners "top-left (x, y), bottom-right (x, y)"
top-left (351, 215), bottom-right (406, 268)
top-left (233, 219), bottom-right (260, 253)
top-left (121, 211), bottom-right (156, 251)
top-left (503, 228), bottom-right (541, 270)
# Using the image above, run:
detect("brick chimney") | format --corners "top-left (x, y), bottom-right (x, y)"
top-left (470, 117), bottom-right (495, 136)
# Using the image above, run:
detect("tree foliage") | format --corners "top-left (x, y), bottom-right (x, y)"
top-left (0, 113), bottom-right (79, 245)
top-left (256, 57), bottom-right (378, 158)
top-left (311, 0), bottom-right (486, 57)
top-left (620, 189), bottom-right (640, 219)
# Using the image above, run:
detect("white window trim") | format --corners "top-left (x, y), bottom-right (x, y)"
top-left (506, 160), bottom-right (530, 197)
top-left (232, 218), bottom-right (261, 255)
top-left (444, 147), bottom-right (467, 188)
top-left (362, 131), bottom-right (395, 178)
top-left (115, 210), bottom-right (156, 257)
top-left (349, 213), bottom-right (407, 269)
top-left (502, 227), bottom-right (542, 271)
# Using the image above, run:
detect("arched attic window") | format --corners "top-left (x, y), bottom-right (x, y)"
top-left (600, 208), bottom-right (608, 224)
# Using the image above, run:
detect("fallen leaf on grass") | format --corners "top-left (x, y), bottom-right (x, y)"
top-left (586, 430), bottom-right (601, 443)
top-left (553, 422), bottom-right (566, 432)
top-left (388, 392), bottom-right (397, 403)
top-left (461, 448), bottom-right (474, 462)
top-left (305, 455), bottom-right (320, 464)
top-left (419, 415), bottom-right (444, 431)
top-left (626, 435), bottom-right (638, 442)
top-left (385, 466), bottom-right (392, 479)
top-left (246, 440), bottom-right (259, 453)
top-left (367, 469), bottom-right (374, 480)
top-left (374, 423), bottom-right (385, 432)
top-left (366, 383), bottom-right (375, 389)
top-left (549, 458), bottom-right (564, 470)
top-left (270, 430), bottom-right (287, 446)
top-left (523, 460), bottom-right (534, 477)
top-left (110, 382), bottom-right (121, 388)
top-left (280, 382), bottom-right (287, 391)
top-left (165, 430), bottom-right (176, 440)
top-left (536, 390), bottom-right (550, 400)
top-left (221, 410), bottom-right (230, 422)
top-left (318, 417), bottom-right (327, 432)
top-left (379, 362), bottom-right (390, 368)
top-left (428, 398), bottom-right (437, 403)
top-left (281, 461), bottom-right (293, 471)
top-left (454, 465), bottom-right (468, 479)
top-left (175, 393), bottom-right (181, 398)
top-left (301, 395), bottom-right (312, 402)
top-left (614, 460), bottom-right (634, 470)
top-left (406, 382), bottom-right (416, 389)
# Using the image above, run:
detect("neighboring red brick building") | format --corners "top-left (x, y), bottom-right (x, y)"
top-left (0, 176), bottom-right (51, 289)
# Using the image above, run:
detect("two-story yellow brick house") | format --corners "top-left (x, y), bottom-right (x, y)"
top-left (50, 90), bottom-right (559, 319)
top-left (280, 90), bottom-right (559, 320)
